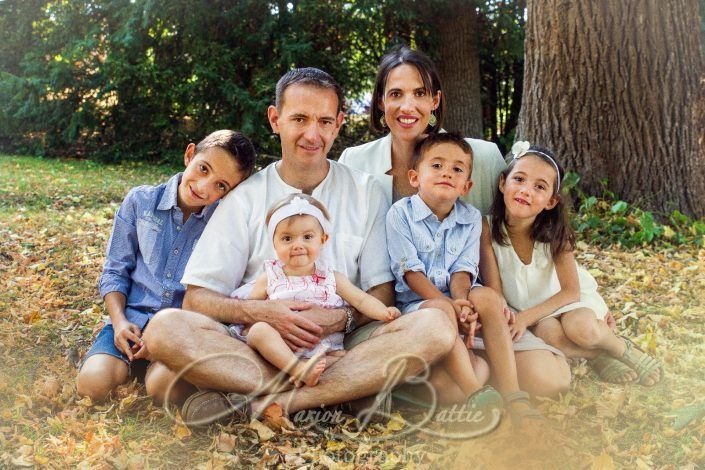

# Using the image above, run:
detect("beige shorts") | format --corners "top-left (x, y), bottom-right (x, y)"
top-left (344, 319), bottom-right (563, 357)
top-left (343, 321), bottom-right (383, 349)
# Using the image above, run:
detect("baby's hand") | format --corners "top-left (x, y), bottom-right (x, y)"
top-left (385, 306), bottom-right (401, 322)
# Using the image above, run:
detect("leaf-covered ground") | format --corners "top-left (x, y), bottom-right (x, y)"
top-left (1, 155), bottom-right (704, 469)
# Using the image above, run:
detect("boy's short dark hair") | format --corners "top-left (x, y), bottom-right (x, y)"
top-left (411, 132), bottom-right (474, 177)
top-left (195, 130), bottom-right (256, 176)
top-left (275, 68), bottom-right (345, 114)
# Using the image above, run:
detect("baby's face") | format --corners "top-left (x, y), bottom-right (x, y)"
top-left (272, 215), bottom-right (327, 272)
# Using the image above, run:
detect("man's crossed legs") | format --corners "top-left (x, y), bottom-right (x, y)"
top-left (142, 306), bottom-right (457, 423)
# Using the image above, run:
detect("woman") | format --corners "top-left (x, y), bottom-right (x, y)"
top-left (340, 45), bottom-right (571, 407)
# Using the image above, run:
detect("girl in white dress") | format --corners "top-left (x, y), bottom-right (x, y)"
top-left (479, 142), bottom-right (661, 386)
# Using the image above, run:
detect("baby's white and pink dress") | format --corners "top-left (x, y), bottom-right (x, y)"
top-left (229, 260), bottom-right (346, 359)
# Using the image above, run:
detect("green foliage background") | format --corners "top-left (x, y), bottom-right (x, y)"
top-left (0, 0), bottom-right (525, 162)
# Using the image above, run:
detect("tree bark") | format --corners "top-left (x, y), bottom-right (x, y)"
top-left (518, 0), bottom-right (705, 217)
top-left (435, 0), bottom-right (483, 137)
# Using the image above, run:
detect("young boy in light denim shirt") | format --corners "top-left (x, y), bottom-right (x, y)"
top-left (77, 130), bottom-right (256, 403)
top-left (386, 132), bottom-right (503, 435)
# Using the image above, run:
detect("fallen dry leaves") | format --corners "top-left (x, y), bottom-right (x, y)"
top-left (1, 156), bottom-right (704, 468)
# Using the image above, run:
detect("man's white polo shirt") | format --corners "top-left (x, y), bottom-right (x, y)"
top-left (182, 159), bottom-right (393, 295)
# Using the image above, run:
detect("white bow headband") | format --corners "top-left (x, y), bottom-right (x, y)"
top-left (267, 196), bottom-right (331, 239)
top-left (510, 141), bottom-right (562, 192)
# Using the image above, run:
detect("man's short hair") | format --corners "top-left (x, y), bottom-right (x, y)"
top-left (275, 68), bottom-right (345, 114)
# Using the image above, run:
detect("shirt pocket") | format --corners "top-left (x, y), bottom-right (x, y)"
top-left (136, 218), bottom-right (161, 268)
top-left (412, 231), bottom-right (435, 255)
top-left (444, 241), bottom-right (463, 269)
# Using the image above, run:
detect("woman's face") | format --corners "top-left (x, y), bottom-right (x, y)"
top-left (381, 64), bottom-right (440, 143)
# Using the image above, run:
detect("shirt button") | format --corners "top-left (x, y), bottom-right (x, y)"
top-left (163, 291), bottom-right (171, 298)
top-left (176, 226), bottom-right (182, 232)
top-left (173, 248), bottom-right (179, 255)
top-left (166, 272), bottom-right (172, 279)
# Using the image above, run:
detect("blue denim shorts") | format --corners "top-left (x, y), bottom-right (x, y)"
top-left (82, 323), bottom-right (149, 376)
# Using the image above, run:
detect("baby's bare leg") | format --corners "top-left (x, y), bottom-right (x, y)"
top-left (247, 322), bottom-right (326, 387)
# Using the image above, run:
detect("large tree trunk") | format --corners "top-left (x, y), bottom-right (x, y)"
top-left (435, 0), bottom-right (483, 138)
top-left (518, 0), bottom-right (705, 217)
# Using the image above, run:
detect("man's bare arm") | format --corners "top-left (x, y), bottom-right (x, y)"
top-left (183, 285), bottom-right (323, 348)
top-left (295, 307), bottom-right (346, 336)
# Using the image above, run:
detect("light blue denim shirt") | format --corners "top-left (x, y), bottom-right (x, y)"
top-left (386, 194), bottom-right (482, 309)
top-left (98, 173), bottom-right (218, 329)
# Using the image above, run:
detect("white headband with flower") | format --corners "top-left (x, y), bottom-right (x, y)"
top-left (267, 196), bottom-right (331, 239)
top-left (510, 141), bottom-right (562, 192)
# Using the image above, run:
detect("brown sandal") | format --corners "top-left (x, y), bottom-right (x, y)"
top-left (619, 338), bottom-right (662, 386)
top-left (588, 351), bottom-right (637, 384)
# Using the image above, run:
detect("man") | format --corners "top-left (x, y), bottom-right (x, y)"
top-left (142, 68), bottom-right (456, 424)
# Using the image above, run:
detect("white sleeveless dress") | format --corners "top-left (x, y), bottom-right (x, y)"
top-left (490, 219), bottom-right (608, 320)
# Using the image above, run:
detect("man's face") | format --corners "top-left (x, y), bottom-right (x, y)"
top-left (267, 84), bottom-right (344, 166)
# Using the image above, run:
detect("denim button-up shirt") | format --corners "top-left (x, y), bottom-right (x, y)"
top-left (98, 173), bottom-right (217, 329)
top-left (386, 194), bottom-right (481, 308)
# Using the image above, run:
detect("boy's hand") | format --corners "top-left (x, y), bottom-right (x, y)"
top-left (457, 310), bottom-right (479, 348)
top-left (113, 320), bottom-right (142, 361)
top-left (452, 299), bottom-right (474, 323)
top-left (384, 306), bottom-right (401, 322)
top-left (132, 341), bottom-right (151, 361)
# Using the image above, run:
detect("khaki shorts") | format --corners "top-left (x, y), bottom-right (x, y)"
top-left (343, 321), bottom-right (383, 349)
top-left (344, 319), bottom-right (564, 357)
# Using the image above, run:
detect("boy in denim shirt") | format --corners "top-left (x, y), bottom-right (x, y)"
top-left (386, 132), bottom-right (503, 435)
top-left (77, 130), bottom-right (256, 403)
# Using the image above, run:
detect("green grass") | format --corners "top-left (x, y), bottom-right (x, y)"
top-left (0, 154), bottom-right (179, 217)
